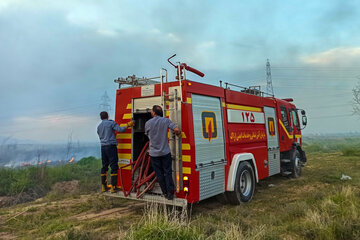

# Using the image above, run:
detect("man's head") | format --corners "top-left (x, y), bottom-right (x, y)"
top-left (152, 105), bottom-right (163, 117)
top-left (100, 111), bottom-right (109, 120)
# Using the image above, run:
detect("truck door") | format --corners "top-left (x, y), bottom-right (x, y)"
top-left (264, 107), bottom-right (280, 176)
top-left (192, 94), bottom-right (226, 201)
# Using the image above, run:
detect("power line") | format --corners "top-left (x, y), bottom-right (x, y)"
top-left (99, 91), bottom-right (112, 114)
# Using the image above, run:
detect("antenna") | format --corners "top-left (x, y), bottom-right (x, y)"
top-left (266, 59), bottom-right (274, 96)
top-left (99, 91), bottom-right (112, 114)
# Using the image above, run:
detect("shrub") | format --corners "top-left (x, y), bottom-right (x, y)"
top-left (0, 156), bottom-right (101, 199)
top-left (341, 146), bottom-right (360, 156)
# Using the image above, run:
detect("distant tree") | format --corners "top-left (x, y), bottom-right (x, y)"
top-left (353, 82), bottom-right (360, 115)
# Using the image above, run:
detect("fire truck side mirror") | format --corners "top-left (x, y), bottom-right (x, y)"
top-left (302, 115), bottom-right (307, 126)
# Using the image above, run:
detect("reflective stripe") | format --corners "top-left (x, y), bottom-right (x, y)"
top-left (117, 143), bottom-right (131, 149)
top-left (123, 113), bottom-right (132, 119)
top-left (186, 98), bottom-right (192, 104)
top-left (183, 167), bottom-right (191, 174)
top-left (182, 143), bottom-right (190, 150)
top-left (168, 132), bottom-right (187, 138)
top-left (119, 163), bottom-right (131, 170)
top-left (111, 174), bottom-right (117, 176)
top-left (126, 103), bottom-right (132, 109)
top-left (226, 104), bottom-right (262, 112)
top-left (118, 153), bottom-right (131, 159)
top-left (279, 120), bottom-right (292, 139)
top-left (181, 132), bottom-right (186, 138)
top-left (116, 133), bottom-right (132, 139)
top-left (182, 155), bottom-right (191, 162)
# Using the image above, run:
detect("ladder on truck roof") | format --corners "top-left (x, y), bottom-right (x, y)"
top-left (114, 75), bottom-right (161, 88)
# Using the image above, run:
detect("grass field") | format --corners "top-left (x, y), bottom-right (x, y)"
top-left (0, 139), bottom-right (359, 239)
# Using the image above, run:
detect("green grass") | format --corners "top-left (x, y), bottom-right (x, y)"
top-left (126, 204), bottom-right (204, 240)
top-left (0, 156), bottom-right (101, 197)
top-left (303, 136), bottom-right (360, 155)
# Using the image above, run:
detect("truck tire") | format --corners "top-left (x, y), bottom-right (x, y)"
top-left (290, 149), bottom-right (302, 178)
top-left (226, 161), bottom-right (255, 204)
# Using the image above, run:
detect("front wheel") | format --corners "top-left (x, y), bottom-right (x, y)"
top-left (291, 149), bottom-right (302, 178)
top-left (226, 161), bottom-right (255, 204)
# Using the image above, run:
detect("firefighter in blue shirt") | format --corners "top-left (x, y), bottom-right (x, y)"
top-left (97, 111), bottom-right (134, 193)
top-left (145, 105), bottom-right (181, 200)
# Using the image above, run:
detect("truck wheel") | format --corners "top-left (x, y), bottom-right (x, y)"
top-left (291, 149), bottom-right (302, 178)
top-left (226, 161), bottom-right (255, 204)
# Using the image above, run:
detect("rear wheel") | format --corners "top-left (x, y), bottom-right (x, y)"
top-left (291, 149), bottom-right (302, 178)
top-left (226, 161), bottom-right (255, 204)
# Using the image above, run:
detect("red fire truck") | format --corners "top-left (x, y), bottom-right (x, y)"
top-left (106, 56), bottom-right (308, 207)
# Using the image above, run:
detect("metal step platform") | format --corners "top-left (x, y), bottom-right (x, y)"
top-left (102, 191), bottom-right (188, 208)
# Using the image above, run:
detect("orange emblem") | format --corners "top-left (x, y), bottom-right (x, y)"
top-left (201, 112), bottom-right (217, 142)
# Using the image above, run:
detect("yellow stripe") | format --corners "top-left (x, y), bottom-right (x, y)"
top-left (117, 143), bottom-right (131, 149)
top-left (123, 113), bottom-right (132, 119)
top-left (186, 97), bottom-right (192, 104)
top-left (120, 124), bottom-right (127, 127)
top-left (226, 104), bottom-right (262, 112)
top-left (295, 134), bottom-right (302, 139)
top-left (126, 103), bottom-right (132, 109)
top-left (182, 143), bottom-right (190, 150)
top-left (100, 174), bottom-right (106, 176)
top-left (116, 133), bottom-right (132, 139)
top-left (182, 155), bottom-right (191, 162)
top-left (222, 102), bottom-right (225, 107)
top-left (111, 174), bottom-right (117, 176)
top-left (118, 153), bottom-right (131, 159)
top-left (166, 111), bottom-right (169, 117)
top-left (183, 167), bottom-right (191, 174)
top-left (279, 120), bottom-right (292, 139)
top-left (119, 163), bottom-right (131, 170)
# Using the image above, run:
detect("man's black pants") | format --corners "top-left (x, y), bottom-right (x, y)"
top-left (150, 153), bottom-right (175, 196)
top-left (101, 145), bottom-right (118, 175)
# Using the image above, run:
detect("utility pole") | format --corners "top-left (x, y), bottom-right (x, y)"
top-left (99, 91), bottom-right (112, 115)
top-left (266, 59), bottom-right (274, 96)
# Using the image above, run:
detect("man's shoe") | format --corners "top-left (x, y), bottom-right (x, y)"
top-left (110, 185), bottom-right (116, 193)
top-left (101, 172), bottom-right (108, 192)
top-left (166, 193), bottom-right (174, 200)
top-left (101, 184), bottom-right (108, 193)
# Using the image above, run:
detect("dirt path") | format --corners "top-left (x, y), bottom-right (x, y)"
top-left (73, 202), bottom-right (144, 221)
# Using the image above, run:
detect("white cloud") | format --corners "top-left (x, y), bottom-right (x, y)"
top-left (301, 47), bottom-right (360, 65)
top-left (96, 28), bottom-right (118, 37)
top-left (198, 41), bottom-right (216, 49)
top-left (167, 33), bottom-right (181, 43)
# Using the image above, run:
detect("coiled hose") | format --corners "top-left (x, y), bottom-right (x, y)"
top-left (119, 142), bottom-right (157, 198)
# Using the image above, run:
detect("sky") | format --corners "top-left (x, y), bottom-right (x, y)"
top-left (0, 0), bottom-right (360, 143)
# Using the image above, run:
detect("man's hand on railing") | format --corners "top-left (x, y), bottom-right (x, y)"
top-left (127, 121), bottom-right (135, 128)
top-left (174, 127), bottom-right (182, 137)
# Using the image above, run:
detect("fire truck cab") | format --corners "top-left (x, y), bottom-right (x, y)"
top-left (106, 59), bottom-right (307, 207)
